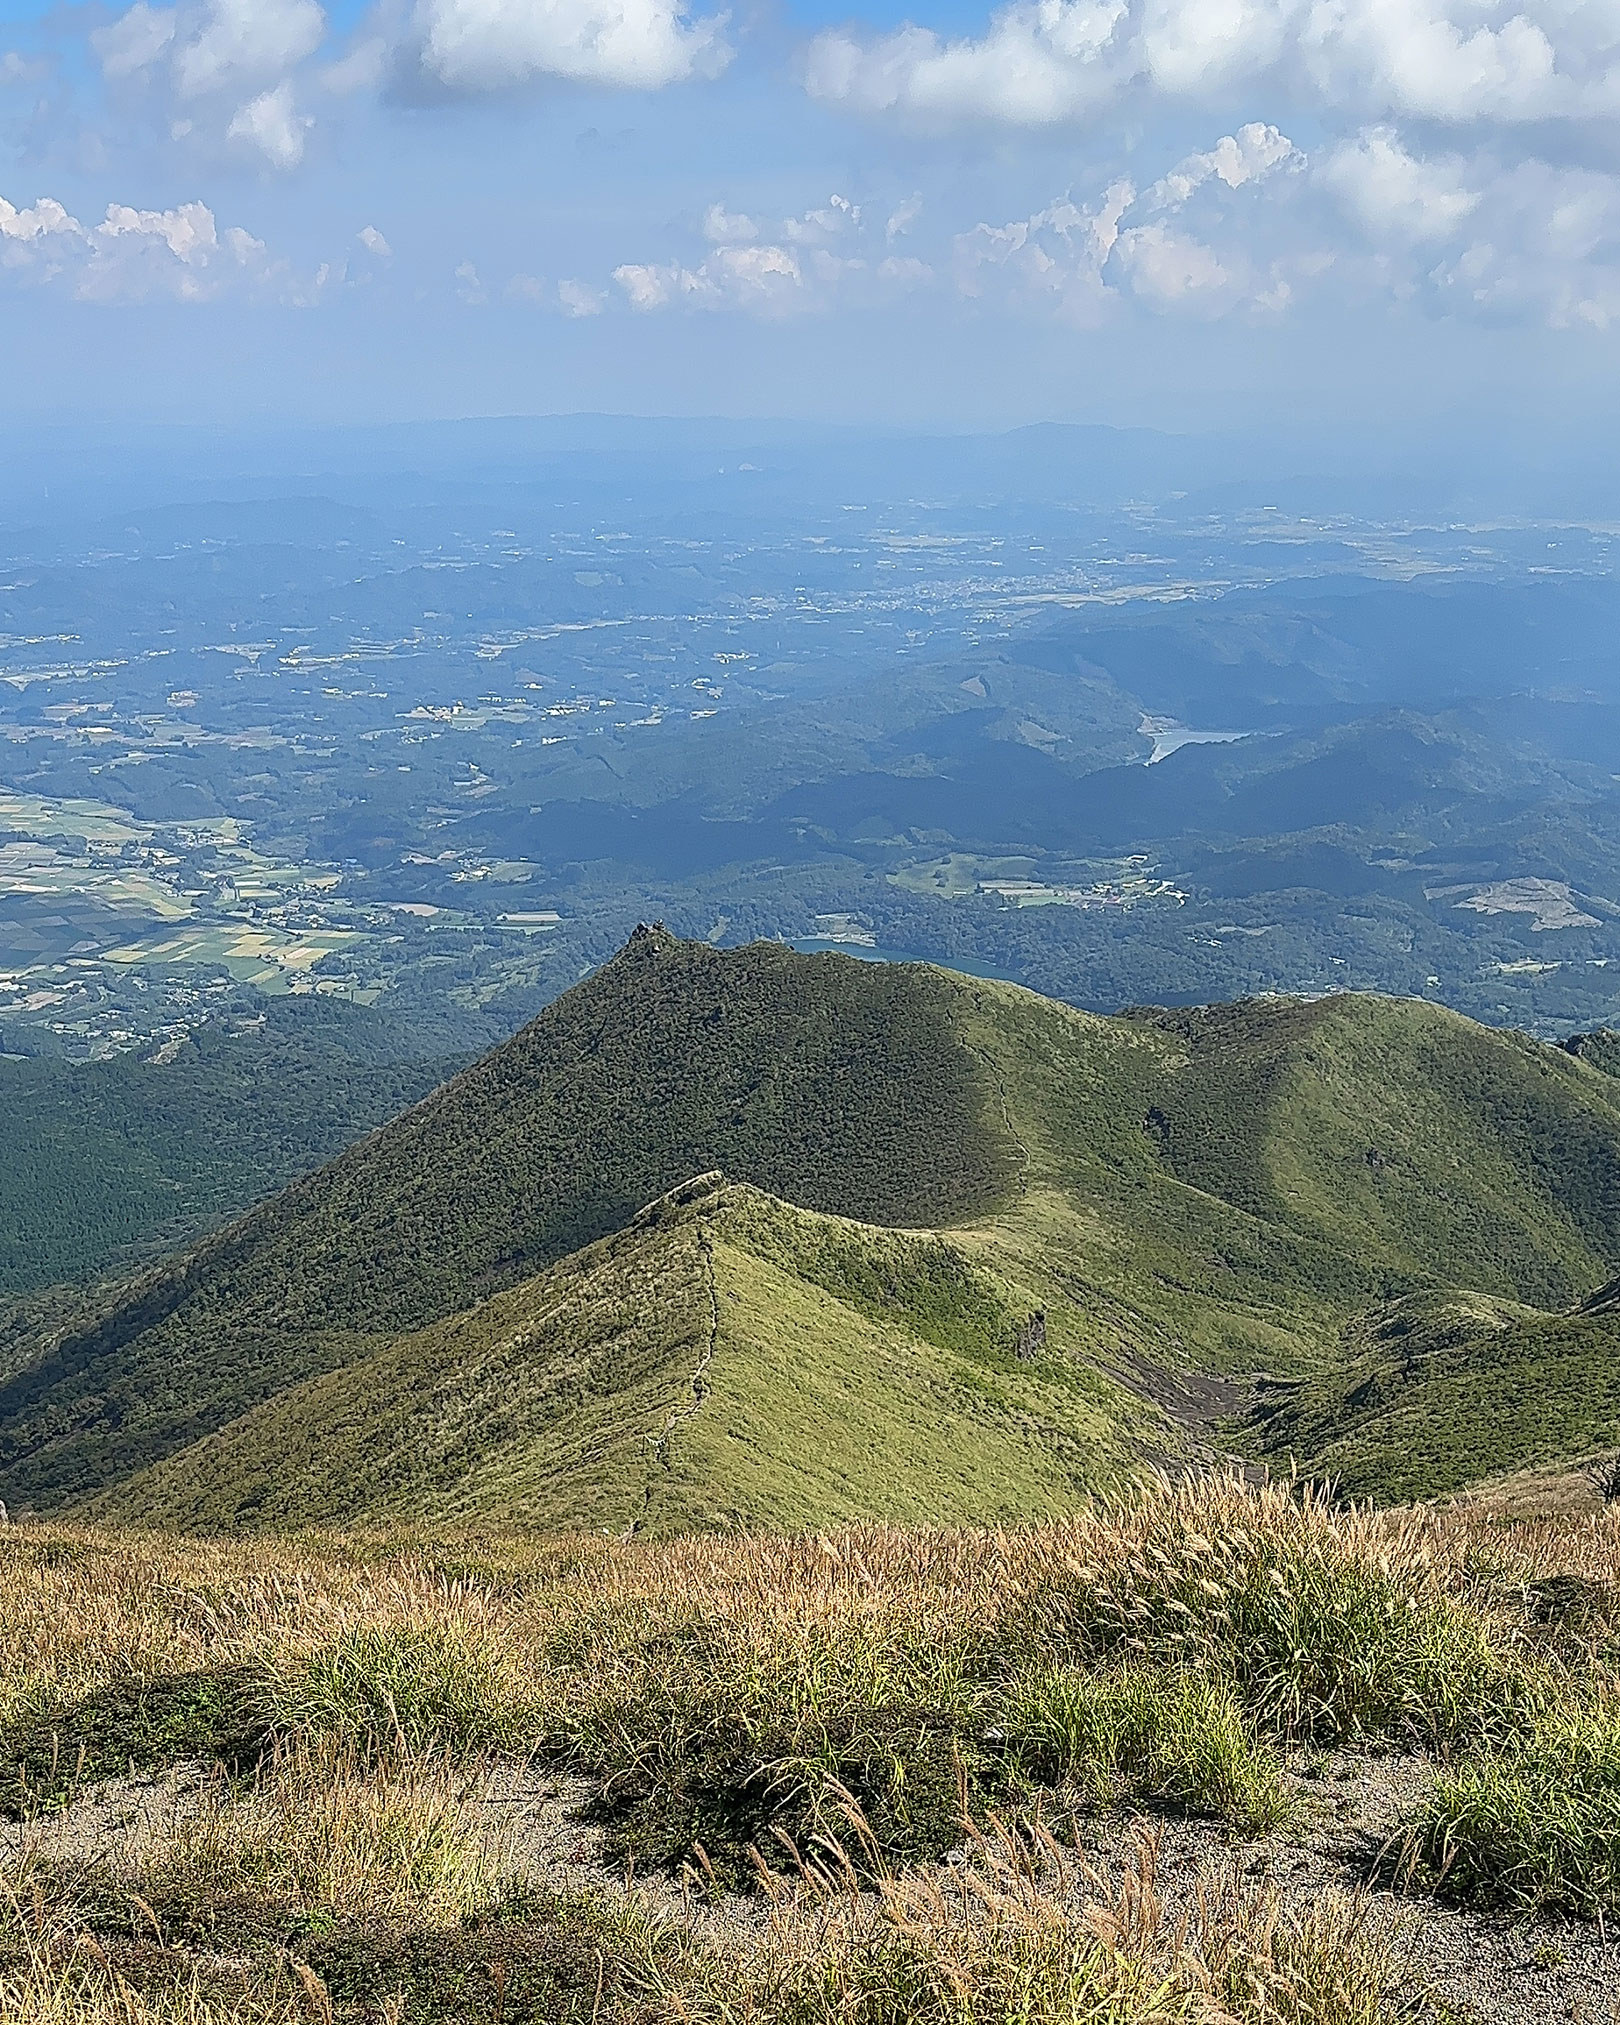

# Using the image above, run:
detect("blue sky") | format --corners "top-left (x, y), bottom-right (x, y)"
top-left (4, 0), bottom-right (1620, 439)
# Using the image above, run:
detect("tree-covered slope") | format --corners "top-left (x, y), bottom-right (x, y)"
top-left (0, 999), bottom-right (466, 1296)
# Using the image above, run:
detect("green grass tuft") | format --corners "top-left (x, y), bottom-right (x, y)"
top-left (1416, 1697), bottom-right (1620, 1915)
top-left (1000, 1664), bottom-right (1292, 1830)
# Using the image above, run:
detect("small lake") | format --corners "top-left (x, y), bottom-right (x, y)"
top-left (1144, 727), bottom-right (1252, 764)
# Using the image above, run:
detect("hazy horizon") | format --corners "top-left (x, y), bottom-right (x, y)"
top-left (5, 0), bottom-right (1620, 440)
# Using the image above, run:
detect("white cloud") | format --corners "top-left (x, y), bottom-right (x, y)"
top-left (783, 193), bottom-right (859, 241)
top-left (1150, 122), bottom-right (1300, 208)
top-left (804, 6), bottom-right (1126, 126)
top-left (703, 203), bottom-right (757, 244)
top-left (558, 276), bottom-right (606, 314)
top-left (94, 0), bottom-right (326, 168)
top-left (952, 179), bottom-right (1133, 320)
top-left (615, 239), bottom-right (805, 311)
top-left (1319, 126), bottom-right (1480, 242)
top-left (934, 118), bottom-right (1620, 330)
top-left (886, 194), bottom-right (922, 241)
top-left (92, 4), bottom-right (178, 80)
top-left (806, 0), bottom-right (1620, 131)
top-left (96, 0), bottom-right (324, 97)
top-left (320, 35), bottom-right (388, 95)
top-left (406, 0), bottom-right (730, 93)
top-left (1113, 220), bottom-right (1230, 303)
top-left (0, 185), bottom-right (314, 302)
top-left (227, 80), bottom-right (311, 166)
top-left (1414, 157), bottom-right (1620, 326)
top-left (170, 0), bottom-right (324, 99)
top-left (357, 223), bottom-right (392, 258)
top-left (878, 252), bottom-right (932, 285)
top-left (0, 195), bottom-right (80, 247)
top-left (606, 189), bottom-right (894, 315)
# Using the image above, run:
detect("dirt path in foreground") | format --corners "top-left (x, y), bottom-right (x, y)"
top-left (5, 1755), bottom-right (1617, 2025)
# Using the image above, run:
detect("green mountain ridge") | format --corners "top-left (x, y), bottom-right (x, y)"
top-left (82, 1176), bottom-right (1145, 1533)
top-left (8, 928), bottom-right (1620, 1525)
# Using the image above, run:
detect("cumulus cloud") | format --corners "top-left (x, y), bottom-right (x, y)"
top-left (403, 0), bottom-right (730, 93)
top-left (226, 80), bottom-right (311, 166)
top-left (616, 240), bottom-right (805, 311)
top-left (1149, 122), bottom-right (1300, 208)
top-left (1319, 126), bottom-right (1480, 242)
top-left (93, 3), bottom-right (179, 80)
top-left (93, 0), bottom-right (323, 166)
top-left (1333, 149), bottom-right (1620, 327)
top-left (703, 202), bottom-right (758, 244)
top-left (87, 0), bottom-right (724, 172)
top-left (938, 116), bottom-right (1620, 329)
top-left (952, 179), bottom-right (1132, 318)
top-left (558, 276), bottom-right (606, 314)
top-left (93, 0), bottom-right (325, 102)
top-left (168, 0), bottom-right (324, 99)
top-left (0, 185), bottom-right (315, 301)
top-left (805, 5), bottom-right (1125, 125)
top-left (886, 193), bottom-right (923, 240)
top-left (806, 0), bottom-right (1620, 131)
top-left (610, 191), bottom-right (876, 313)
top-left (1112, 220), bottom-right (1230, 303)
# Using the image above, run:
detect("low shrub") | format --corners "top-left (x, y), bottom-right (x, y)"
top-left (0, 1668), bottom-right (264, 1817)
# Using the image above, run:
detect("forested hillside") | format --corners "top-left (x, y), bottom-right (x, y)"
top-left (0, 997), bottom-right (468, 1295)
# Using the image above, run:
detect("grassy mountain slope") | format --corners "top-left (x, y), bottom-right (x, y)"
top-left (1122, 995), bottom-right (1620, 1308)
top-left (0, 999), bottom-right (466, 1296)
top-left (86, 1179), bottom-right (1150, 1533)
top-left (1245, 1291), bottom-right (1620, 1503)
top-left (11, 931), bottom-right (1620, 1520)
top-left (0, 931), bottom-right (1024, 1508)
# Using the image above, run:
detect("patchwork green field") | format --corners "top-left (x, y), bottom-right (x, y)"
top-left (0, 790), bottom-right (367, 1001)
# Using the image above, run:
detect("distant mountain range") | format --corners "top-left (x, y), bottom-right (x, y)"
top-left (6, 928), bottom-right (1620, 1527)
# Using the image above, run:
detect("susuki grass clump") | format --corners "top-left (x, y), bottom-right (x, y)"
top-left (1009, 1477), bottom-right (1544, 1747)
top-left (133, 1747), bottom-right (526, 1939)
top-left (256, 1622), bottom-right (535, 1759)
top-left (730, 1818), bottom-right (1392, 2025)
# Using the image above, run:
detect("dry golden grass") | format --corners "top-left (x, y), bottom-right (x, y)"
top-left (713, 1815), bottom-right (1394, 2025)
top-left (0, 1476), bottom-right (1618, 2020)
top-left (5, 1474), bottom-right (1612, 1730)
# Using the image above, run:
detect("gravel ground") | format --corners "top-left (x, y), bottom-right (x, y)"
top-left (5, 1757), bottom-right (1618, 2023)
